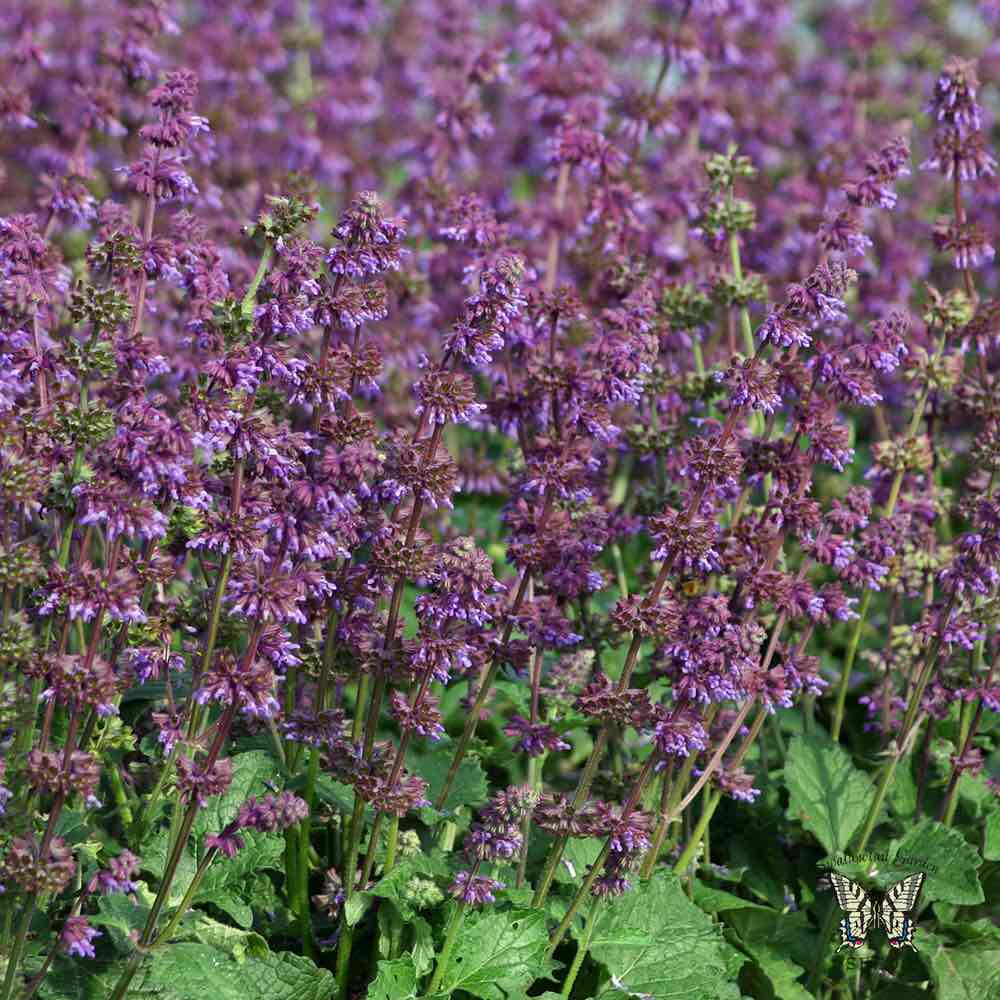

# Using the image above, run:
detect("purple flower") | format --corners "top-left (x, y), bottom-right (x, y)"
top-left (194, 651), bottom-right (279, 718)
top-left (588, 803), bottom-right (653, 854)
top-left (91, 851), bottom-right (141, 895)
top-left (933, 219), bottom-right (996, 271)
top-left (503, 715), bottom-right (570, 756)
top-left (449, 871), bottom-right (505, 906)
top-left (175, 757), bottom-right (233, 808)
top-left (922, 128), bottom-right (997, 180)
top-left (757, 307), bottom-right (811, 349)
top-left (205, 830), bottom-right (245, 858)
top-left (121, 153), bottom-right (198, 202)
top-left (61, 917), bottom-right (101, 959)
top-left (390, 690), bottom-right (445, 740)
top-left (444, 253), bottom-right (526, 367)
top-left (721, 356), bottom-right (781, 413)
top-left (414, 370), bottom-right (486, 426)
top-left (713, 764), bottom-right (761, 803)
top-left (151, 710), bottom-right (184, 754)
top-left (927, 57), bottom-right (983, 134)
top-left (326, 191), bottom-right (407, 278)
top-left (651, 706), bottom-right (709, 759)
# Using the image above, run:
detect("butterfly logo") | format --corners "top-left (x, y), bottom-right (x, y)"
top-left (827, 871), bottom-right (925, 952)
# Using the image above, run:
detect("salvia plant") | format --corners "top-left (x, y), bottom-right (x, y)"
top-left (1, 2), bottom-right (999, 1000)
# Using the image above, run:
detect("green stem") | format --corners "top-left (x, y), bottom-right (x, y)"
top-left (547, 754), bottom-right (658, 957)
top-left (284, 827), bottom-right (300, 928)
top-left (107, 949), bottom-right (145, 1000)
top-left (891, 590), bottom-right (957, 755)
top-left (851, 733), bottom-right (903, 855)
top-left (807, 903), bottom-right (841, 994)
top-left (107, 702), bottom-right (237, 1000)
top-left (107, 762), bottom-right (134, 827)
top-left (340, 664), bottom-right (389, 911)
top-left (611, 544), bottom-right (629, 600)
top-left (639, 703), bottom-right (724, 878)
top-left (297, 839), bottom-right (314, 947)
top-left (0, 892), bottom-right (37, 1000)
top-left (187, 548), bottom-right (235, 738)
top-left (830, 331), bottom-right (948, 742)
top-left (830, 588), bottom-right (873, 743)
top-left (433, 570), bottom-right (530, 812)
top-left (691, 334), bottom-right (706, 378)
top-left (728, 229), bottom-right (756, 357)
top-left (672, 789), bottom-right (722, 873)
top-left (296, 761), bottom-right (319, 957)
top-left (143, 805), bottom-right (201, 940)
top-left (383, 814), bottom-right (400, 876)
top-left (335, 922), bottom-right (355, 1000)
top-left (351, 669), bottom-right (370, 745)
top-left (133, 746), bottom-right (178, 842)
top-left (516, 755), bottom-right (541, 888)
top-left (241, 243), bottom-right (274, 317)
top-left (940, 655), bottom-right (995, 827)
top-left (545, 843), bottom-right (610, 960)
top-left (639, 760), bottom-right (679, 880)
top-left (11, 510), bottom-right (77, 774)
top-left (532, 726), bottom-right (609, 908)
top-left (940, 769), bottom-right (962, 829)
top-left (560, 898), bottom-right (600, 1000)
top-left (426, 900), bottom-right (467, 996)
top-left (151, 847), bottom-right (219, 947)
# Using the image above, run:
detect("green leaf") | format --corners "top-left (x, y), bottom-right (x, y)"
top-left (311, 775), bottom-right (369, 819)
top-left (886, 753), bottom-right (918, 822)
top-left (366, 958), bottom-right (417, 1000)
top-left (784, 731), bottom-right (876, 854)
top-left (38, 959), bottom-right (160, 1000)
top-left (872, 985), bottom-right (941, 1000)
top-left (595, 983), bottom-right (741, 1000)
top-left (436, 907), bottom-right (553, 1000)
top-left (409, 743), bottom-right (488, 814)
top-left (200, 830), bottom-right (285, 889)
top-left (91, 885), bottom-right (153, 952)
top-left (554, 837), bottom-right (604, 884)
top-left (367, 856), bottom-right (446, 920)
top-left (141, 827), bottom-right (198, 905)
top-left (726, 909), bottom-right (816, 1000)
top-left (178, 911), bottom-right (269, 961)
top-left (197, 830), bottom-right (285, 920)
top-left (143, 822), bottom-right (284, 920)
top-left (885, 819), bottom-right (984, 905)
top-left (986, 812), bottom-right (1000, 861)
top-left (237, 949), bottom-right (338, 1000)
top-left (345, 890), bottom-right (374, 927)
top-left (122, 681), bottom-right (170, 704)
top-left (53, 807), bottom-right (97, 845)
top-left (493, 679), bottom-right (531, 715)
top-left (204, 891), bottom-right (253, 929)
top-left (957, 771), bottom-right (1000, 819)
top-left (144, 943), bottom-right (336, 1000)
top-left (497, 886), bottom-right (536, 909)
top-left (590, 872), bottom-right (745, 999)
top-left (691, 882), bottom-right (773, 914)
top-left (920, 925), bottom-right (1000, 1000)
top-left (193, 751), bottom-right (276, 837)
top-left (410, 915), bottom-right (435, 977)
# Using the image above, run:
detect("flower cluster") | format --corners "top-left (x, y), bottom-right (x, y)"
top-left (0, 6), bottom-right (998, 1000)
